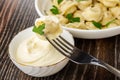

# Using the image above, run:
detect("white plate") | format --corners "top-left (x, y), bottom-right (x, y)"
top-left (35, 0), bottom-right (120, 39)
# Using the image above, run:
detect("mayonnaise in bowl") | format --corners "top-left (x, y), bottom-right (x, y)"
top-left (9, 16), bottom-right (74, 77)
top-left (16, 35), bottom-right (65, 66)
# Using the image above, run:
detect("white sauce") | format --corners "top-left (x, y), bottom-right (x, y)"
top-left (16, 35), bottom-right (65, 66)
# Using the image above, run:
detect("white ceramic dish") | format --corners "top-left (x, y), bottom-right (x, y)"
top-left (35, 0), bottom-right (120, 39)
top-left (9, 27), bottom-right (74, 77)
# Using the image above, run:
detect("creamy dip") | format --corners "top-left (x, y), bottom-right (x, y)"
top-left (16, 35), bottom-right (65, 66)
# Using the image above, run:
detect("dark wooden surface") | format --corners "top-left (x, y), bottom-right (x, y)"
top-left (0, 0), bottom-right (120, 80)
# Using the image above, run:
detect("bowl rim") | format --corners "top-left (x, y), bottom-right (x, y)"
top-left (63, 26), bottom-right (120, 32)
top-left (8, 27), bottom-right (71, 68)
top-left (35, 0), bottom-right (45, 17)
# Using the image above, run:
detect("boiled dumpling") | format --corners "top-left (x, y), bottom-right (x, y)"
top-left (52, 0), bottom-right (66, 7)
top-left (56, 15), bottom-right (68, 25)
top-left (44, 20), bottom-right (62, 39)
top-left (64, 6), bottom-right (77, 15)
top-left (119, 2), bottom-right (120, 6)
top-left (86, 22), bottom-right (100, 30)
top-left (77, 0), bottom-right (92, 10)
top-left (115, 19), bottom-right (120, 25)
top-left (66, 21), bottom-right (87, 29)
top-left (101, 11), bottom-right (114, 25)
top-left (96, 3), bottom-right (107, 12)
top-left (110, 6), bottom-right (120, 19)
top-left (35, 16), bottom-right (62, 39)
top-left (98, 0), bottom-right (119, 7)
top-left (59, 0), bottom-right (77, 15)
top-left (52, 0), bottom-right (59, 7)
top-left (81, 4), bottom-right (103, 22)
top-left (73, 10), bottom-right (85, 21)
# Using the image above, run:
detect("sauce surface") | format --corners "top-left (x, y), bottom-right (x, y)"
top-left (16, 35), bottom-right (65, 66)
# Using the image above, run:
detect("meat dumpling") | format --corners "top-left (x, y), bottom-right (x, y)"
top-left (59, 0), bottom-right (77, 15)
top-left (98, 0), bottom-right (119, 7)
top-left (77, 0), bottom-right (92, 10)
top-left (101, 11), bottom-right (114, 25)
top-left (66, 21), bottom-right (87, 29)
top-left (81, 4), bottom-right (103, 22)
top-left (56, 15), bottom-right (68, 25)
top-left (73, 10), bottom-right (85, 22)
top-left (110, 6), bottom-right (120, 19)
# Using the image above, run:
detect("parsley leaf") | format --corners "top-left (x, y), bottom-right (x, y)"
top-left (32, 23), bottom-right (45, 35)
top-left (66, 13), bottom-right (72, 20)
top-left (105, 19), bottom-right (116, 27)
top-left (92, 21), bottom-right (102, 29)
top-left (58, 0), bottom-right (63, 4)
top-left (66, 13), bottom-right (80, 23)
top-left (50, 5), bottom-right (59, 15)
top-left (71, 17), bottom-right (80, 23)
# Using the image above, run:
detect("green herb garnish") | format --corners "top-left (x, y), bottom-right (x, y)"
top-left (32, 23), bottom-right (45, 35)
top-left (92, 19), bottom-right (116, 29)
top-left (66, 13), bottom-right (80, 23)
top-left (66, 13), bottom-right (73, 20)
top-left (50, 5), bottom-right (59, 15)
top-left (92, 21), bottom-right (102, 29)
top-left (58, 0), bottom-right (63, 4)
top-left (105, 19), bottom-right (116, 27)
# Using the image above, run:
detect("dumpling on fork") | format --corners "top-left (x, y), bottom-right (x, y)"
top-left (34, 16), bottom-right (63, 40)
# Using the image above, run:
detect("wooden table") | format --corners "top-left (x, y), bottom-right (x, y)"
top-left (0, 0), bottom-right (120, 80)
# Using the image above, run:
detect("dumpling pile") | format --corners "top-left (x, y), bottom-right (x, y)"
top-left (47, 0), bottom-right (120, 30)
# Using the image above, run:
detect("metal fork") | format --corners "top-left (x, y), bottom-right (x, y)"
top-left (45, 35), bottom-right (120, 78)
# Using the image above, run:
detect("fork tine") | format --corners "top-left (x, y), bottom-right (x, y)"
top-left (45, 36), bottom-right (71, 57)
top-left (53, 38), bottom-right (72, 54)
top-left (56, 36), bottom-right (73, 52)
top-left (59, 36), bottom-right (74, 48)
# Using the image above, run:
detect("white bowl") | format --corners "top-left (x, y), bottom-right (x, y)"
top-left (9, 27), bottom-right (74, 77)
top-left (35, 0), bottom-right (120, 39)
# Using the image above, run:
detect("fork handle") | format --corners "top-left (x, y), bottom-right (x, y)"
top-left (91, 59), bottom-right (120, 78)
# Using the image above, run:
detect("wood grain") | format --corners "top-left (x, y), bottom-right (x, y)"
top-left (0, 0), bottom-right (120, 80)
